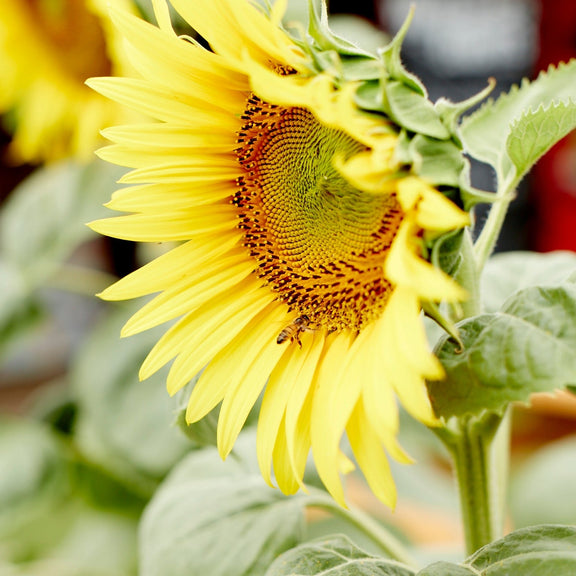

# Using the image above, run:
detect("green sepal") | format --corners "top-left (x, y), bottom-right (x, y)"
top-left (384, 81), bottom-right (450, 140)
top-left (422, 301), bottom-right (462, 350)
top-left (378, 6), bottom-right (426, 95)
top-left (355, 80), bottom-right (386, 112)
top-left (392, 130), bottom-right (411, 165)
top-left (458, 164), bottom-right (498, 210)
top-left (340, 57), bottom-right (384, 82)
top-left (435, 78), bottom-right (496, 144)
top-left (407, 135), bottom-right (466, 187)
top-left (430, 227), bottom-right (465, 278)
top-left (308, 0), bottom-right (373, 58)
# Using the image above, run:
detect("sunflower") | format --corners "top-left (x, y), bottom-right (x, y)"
top-left (88, 0), bottom-right (471, 507)
top-left (0, 0), bottom-right (133, 163)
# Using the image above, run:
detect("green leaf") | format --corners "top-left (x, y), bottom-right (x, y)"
top-left (174, 395), bottom-right (219, 448)
top-left (48, 505), bottom-right (138, 575)
top-left (139, 434), bottom-right (306, 576)
top-left (434, 79), bottom-right (495, 145)
top-left (307, 0), bottom-right (373, 58)
top-left (0, 417), bottom-right (70, 518)
top-left (419, 526), bottom-right (576, 575)
top-left (460, 60), bottom-right (576, 183)
top-left (510, 436), bottom-right (576, 527)
top-left (407, 135), bottom-right (466, 187)
top-left (417, 562), bottom-right (476, 576)
top-left (467, 525), bottom-right (576, 574)
top-left (0, 159), bottom-right (123, 283)
top-left (0, 259), bottom-right (43, 358)
top-left (384, 82), bottom-right (450, 140)
top-left (71, 304), bottom-right (191, 496)
top-left (0, 416), bottom-right (72, 560)
top-left (507, 100), bottom-right (576, 184)
top-left (429, 284), bottom-right (576, 418)
top-left (482, 251), bottom-right (576, 313)
top-left (266, 535), bottom-right (416, 576)
top-left (431, 229), bottom-right (465, 279)
top-left (379, 7), bottom-right (426, 96)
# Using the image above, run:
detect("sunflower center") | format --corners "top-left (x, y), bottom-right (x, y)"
top-left (23, 0), bottom-right (112, 80)
top-left (233, 96), bottom-right (404, 333)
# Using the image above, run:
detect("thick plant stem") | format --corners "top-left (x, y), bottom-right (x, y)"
top-left (438, 413), bottom-right (507, 555)
top-left (306, 494), bottom-right (416, 567)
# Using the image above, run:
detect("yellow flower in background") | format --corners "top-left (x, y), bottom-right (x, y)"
top-left (88, 0), bottom-right (470, 508)
top-left (0, 0), bottom-right (133, 163)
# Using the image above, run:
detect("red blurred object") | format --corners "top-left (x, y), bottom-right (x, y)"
top-left (531, 0), bottom-right (576, 252)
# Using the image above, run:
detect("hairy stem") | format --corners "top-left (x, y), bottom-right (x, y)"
top-left (474, 192), bottom-right (514, 272)
top-left (436, 412), bottom-right (508, 555)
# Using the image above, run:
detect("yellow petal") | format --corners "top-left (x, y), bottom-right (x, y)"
top-left (106, 181), bottom-right (233, 213)
top-left (122, 252), bottom-right (254, 335)
top-left (310, 332), bottom-right (353, 507)
top-left (347, 398), bottom-right (397, 509)
top-left (386, 219), bottom-right (468, 301)
top-left (273, 415), bottom-right (300, 495)
top-left (184, 302), bottom-right (282, 427)
top-left (98, 233), bottom-right (240, 301)
top-left (397, 176), bottom-right (470, 232)
top-left (283, 331), bottom-right (325, 491)
top-left (257, 340), bottom-right (305, 486)
top-left (216, 306), bottom-right (288, 458)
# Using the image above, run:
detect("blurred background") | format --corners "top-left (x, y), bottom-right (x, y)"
top-left (1, 0), bottom-right (576, 573)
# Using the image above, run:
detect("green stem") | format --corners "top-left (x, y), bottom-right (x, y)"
top-left (306, 494), bottom-right (416, 567)
top-left (474, 192), bottom-right (514, 272)
top-left (451, 229), bottom-right (482, 320)
top-left (437, 413), bottom-right (507, 555)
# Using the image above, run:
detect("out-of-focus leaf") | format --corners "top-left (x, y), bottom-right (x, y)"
top-left (0, 506), bottom-right (138, 576)
top-left (0, 259), bottom-right (43, 358)
top-left (49, 505), bottom-right (138, 575)
top-left (266, 535), bottom-right (416, 576)
top-left (140, 433), bottom-right (306, 576)
top-left (0, 417), bottom-right (72, 560)
top-left (0, 160), bottom-right (122, 283)
top-left (510, 436), bottom-right (576, 527)
top-left (72, 304), bottom-right (192, 496)
top-left (481, 251), bottom-right (576, 313)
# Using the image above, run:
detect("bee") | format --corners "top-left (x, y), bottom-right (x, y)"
top-left (277, 315), bottom-right (311, 347)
